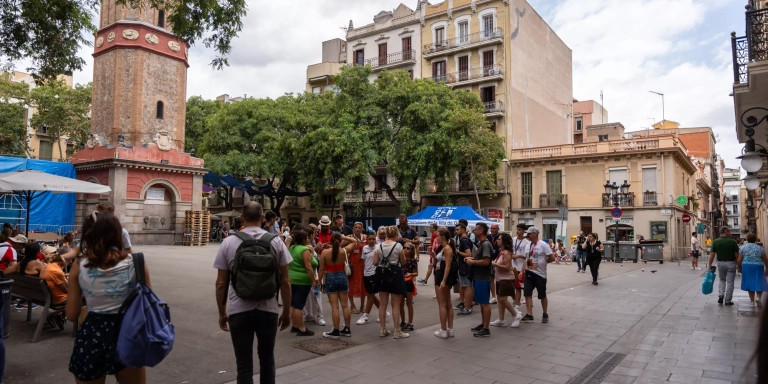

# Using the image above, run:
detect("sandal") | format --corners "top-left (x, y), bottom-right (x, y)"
top-left (350, 306), bottom-right (360, 314)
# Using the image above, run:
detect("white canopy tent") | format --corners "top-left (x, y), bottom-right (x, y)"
top-left (0, 170), bottom-right (111, 236)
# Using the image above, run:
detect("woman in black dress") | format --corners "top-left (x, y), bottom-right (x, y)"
top-left (581, 233), bottom-right (604, 285)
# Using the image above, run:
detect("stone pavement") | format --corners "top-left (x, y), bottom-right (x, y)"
top-left (248, 260), bottom-right (760, 384)
top-left (1, 244), bottom-right (760, 384)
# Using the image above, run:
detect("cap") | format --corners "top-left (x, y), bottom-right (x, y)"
top-left (319, 216), bottom-right (332, 226)
top-left (335, 214), bottom-right (343, 219)
top-left (8, 234), bottom-right (27, 243)
top-left (524, 227), bottom-right (540, 235)
top-left (41, 245), bottom-right (58, 257)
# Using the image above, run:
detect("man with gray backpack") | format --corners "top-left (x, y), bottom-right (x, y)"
top-left (214, 202), bottom-right (293, 384)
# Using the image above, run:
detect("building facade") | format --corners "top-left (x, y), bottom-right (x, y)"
top-left (306, 38), bottom-right (347, 94)
top-left (722, 168), bottom-right (744, 238)
top-left (507, 130), bottom-right (698, 261)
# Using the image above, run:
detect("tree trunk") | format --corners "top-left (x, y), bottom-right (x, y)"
top-left (470, 157), bottom-right (481, 210)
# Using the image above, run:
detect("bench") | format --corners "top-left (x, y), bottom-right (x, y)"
top-left (8, 274), bottom-right (73, 342)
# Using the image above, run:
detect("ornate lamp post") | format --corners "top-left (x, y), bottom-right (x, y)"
top-left (604, 179), bottom-right (631, 262)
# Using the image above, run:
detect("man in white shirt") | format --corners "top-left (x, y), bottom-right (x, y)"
top-left (690, 232), bottom-right (701, 270)
top-left (520, 227), bottom-right (554, 324)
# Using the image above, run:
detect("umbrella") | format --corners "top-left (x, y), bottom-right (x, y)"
top-left (209, 214), bottom-right (221, 220)
top-left (0, 170), bottom-right (111, 236)
top-left (216, 210), bottom-right (241, 218)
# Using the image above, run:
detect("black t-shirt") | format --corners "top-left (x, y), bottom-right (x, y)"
top-left (585, 240), bottom-right (602, 257)
top-left (399, 225), bottom-right (417, 240)
top-left (471, 239), bottom-right (493, 281)
top-left (330, 225), bottom-right (353, 235)
top-left (487, 233), bottom-right (500, 261)
top-left (457, 237), bottom-right (473, 276)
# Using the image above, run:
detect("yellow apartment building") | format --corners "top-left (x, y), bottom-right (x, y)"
top-left (507, 134), bottom-right (698, 261)
top-left (417, 0), bottom-right (573, 219)
top-left (9, 71), bottom-right (74, 162)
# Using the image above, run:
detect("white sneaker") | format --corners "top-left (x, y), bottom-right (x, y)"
top-left (489, 297), bottom-right (498, 304)
top-left (696, 267), bottom-right (701, 270)
top-left (433, 329), bottom-right (449, 339)
top-left (316, 318), bottom-right (326, 326)
top-left (356, 313), bottom-right (369, 325)
top-left (490, 319), bottom-right (507, 327)
top-left (376, 311), bottom-right (390, 323)
top-left (514, 305), bottom-right (522, 314)
top-left (510, 313), bottom-right (522, 328)
top-left (691, 267), bottom-right (695, 270)
top-left (446, 328), bottom-right (455, 338)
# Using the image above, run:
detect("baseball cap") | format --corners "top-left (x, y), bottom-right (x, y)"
top-left (524, 227), bottom-right (540, 235)
top-left (335, 214), bottom-right (343, 219)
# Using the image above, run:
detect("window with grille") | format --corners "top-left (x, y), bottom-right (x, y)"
top-left (458, 56), bottom-right (469, 80)
top-left (482, 15), bottom-right (494, 37)
top-left (521, 172), bottom-right (532, 208)
top-left (432, 60), bottom-right (446, 82)
top-left (38, 140), bottom-right (53, 161)
top-left (378, 43), bottom-right (387, 65)
top-left (435, 27), bottom-right (445, 45)
top-left (458, 21), bottom-right (469, 43)
top-left (401, 37), bottom-right (412, 59)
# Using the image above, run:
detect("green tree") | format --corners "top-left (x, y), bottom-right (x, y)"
top-left (184, 96), bottom-right (221, 154)
top-left (0, 73), bottom-right (30, 156)
top-left (0, 0), bottom-right (246, 80)
top-left (28, 79), bottom-right (92, 159)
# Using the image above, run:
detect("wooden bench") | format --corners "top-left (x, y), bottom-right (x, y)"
top-left (8, 274), bottom-right (73, 342)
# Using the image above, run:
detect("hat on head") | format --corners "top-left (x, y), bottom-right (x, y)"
top-left (8, 234), bottom-right (27, 243)
top-left (41, 245), bottom-right (58, 257)
top-left (524, 227), bottom-right (540, 235)
top-left (319, 216), bottom-right (332, 226)
top-left (335, 214), bottom-right (343, 219)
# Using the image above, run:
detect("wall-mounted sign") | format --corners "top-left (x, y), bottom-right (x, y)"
top-left (146, 187), bottom-right (165, 201)
top-left (542, 218), bottom-right (561, 225)
top-left (660, 209), bottom-right (672, 216)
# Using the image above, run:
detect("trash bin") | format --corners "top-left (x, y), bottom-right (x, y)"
top-left (0, 278), bottom-right (12, 338)
top-left (639, 239), bottom-right (664, 263)
top-left (602, 241), bottom-right (616, 262)
top-left (618, 242), bottom-right (640, 263)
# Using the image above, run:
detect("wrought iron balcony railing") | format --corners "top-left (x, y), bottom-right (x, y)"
top-left (731, 8), bottom-right (768, 84)
top-left (423, 28), bottom-right (503, 55)
top-left (521, 195), bottom-right (533, 209)
top-left (433, 66), bottom-right (503, 85)
top-left (540, 193), bottom-right (568, 208)
top-left (602, 193), bottom-right (635, 207)
top-left (642, 192), bottom-right (659, 206)
top-left (483, 100), bottom-right (504, 114)
top-left (364, 49), bottom-right (416, 69)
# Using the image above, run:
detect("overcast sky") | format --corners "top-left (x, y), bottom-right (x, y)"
top-left (71, 0), bottom-right (747, 169)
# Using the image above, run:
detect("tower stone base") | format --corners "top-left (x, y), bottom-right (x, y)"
top-left (70, 144), bottom-right (206, 245)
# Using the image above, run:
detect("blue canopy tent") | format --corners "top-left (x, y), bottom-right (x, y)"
top-left (404, 206), bottom-right (494, 227)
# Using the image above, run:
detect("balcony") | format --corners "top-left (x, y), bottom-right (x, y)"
top-left (436, 66), bottom-right (504, 87)
top-left (483, 100), bottom-right (504, 117)
top-left (365, 50), bottom-right (416, 72)
top-left (423, 28), bottom-right (503, 58)
top-left (539, 193), bottom-right (568, 208)
top-left (602, 193), bottom-right (635, 207)
top-left (423, 179), bottom-right (505, 196)
top-left (642, 192), bottom-right (660, 206)
top-left (731, 7), bottom-right (768, 146)
top-left (521, 195), bottom-right (533, 209)
top-left (344, 189), bottom-right (414, 204)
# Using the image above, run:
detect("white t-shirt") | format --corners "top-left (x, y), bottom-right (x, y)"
top-left (527, 240), bottom-right (553, 279)
top-left (512, 237), bottom-right (530, 272)
top-left (361, 245), bottom-right (377, 276)
top-left (691, 236), bottom-right (700, 252)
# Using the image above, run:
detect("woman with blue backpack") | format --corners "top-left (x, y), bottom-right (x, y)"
top-left (66, 212), bottom-right (150, 384)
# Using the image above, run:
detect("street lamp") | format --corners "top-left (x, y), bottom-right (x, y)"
top-left (736, 127), bottom-right (767, 173)
top-left (649, 91), bottom-right (665, 128)
top-left (502, 158), bottom-right (511, 227)
top-left (604, 179), bottom-right (630, 262)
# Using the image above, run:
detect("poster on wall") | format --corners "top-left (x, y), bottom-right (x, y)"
top-left (650, 221), bottom-right (668, 242)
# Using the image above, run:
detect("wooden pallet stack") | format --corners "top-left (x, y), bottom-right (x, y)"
top-left (184, 210), bottom-right (210, 246)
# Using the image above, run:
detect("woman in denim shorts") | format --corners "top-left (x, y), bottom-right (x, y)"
top-left (318, 232), bottom-right (359, 339)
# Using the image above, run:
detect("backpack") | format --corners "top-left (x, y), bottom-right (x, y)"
top-left (231, 232), bottom-right (280, 301)
top-left (117, 253), bottom-right (174, 368)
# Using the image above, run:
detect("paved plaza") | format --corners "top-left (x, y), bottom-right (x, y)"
top-left (2, 244), bottom-right (761, 384)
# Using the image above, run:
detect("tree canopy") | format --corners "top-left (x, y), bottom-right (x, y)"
top-left (0, 73), bottom-right (30, 156)
top-left (28, 79), bottom-right (92, 158)
top-left (191, 66), bottom-right (505, 214)
top-left (0, 0), bottom-right (247, 80)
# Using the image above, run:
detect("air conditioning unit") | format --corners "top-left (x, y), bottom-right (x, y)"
top-left (488, 68), bottom-right (500, 76)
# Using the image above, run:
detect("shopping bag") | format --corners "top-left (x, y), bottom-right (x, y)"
top-left (702, 266), bottom-right (717, 295)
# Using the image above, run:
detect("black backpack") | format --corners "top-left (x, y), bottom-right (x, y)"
top-left (230, 232), bottom-right (280, 301)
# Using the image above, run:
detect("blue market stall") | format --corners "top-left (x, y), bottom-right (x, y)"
top-left (404, 206), bottom-right (494, 227)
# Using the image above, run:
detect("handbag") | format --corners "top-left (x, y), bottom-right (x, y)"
top-left (344, 249), bottom-right (353, 276)
top-left (116, 253), bottom-right (175, 367)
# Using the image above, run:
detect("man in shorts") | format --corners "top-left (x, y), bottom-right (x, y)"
top-left (455, 223), bottom-right (474, 315)
top-left (521, 227), bottom-right (554, 324)
top-left (465, 223), bottom-right (493, 337)
top-left (511, 224), bottom-right (530, 313)
top-left (690, 232), bottom-right (701, 270)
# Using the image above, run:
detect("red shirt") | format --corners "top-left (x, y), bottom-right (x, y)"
top-left (0, 241), bottom-right (17, 271)
top-left (428, 232), bottom-right (438, 253)
top-left (317, 229), bottom-right (332, 247)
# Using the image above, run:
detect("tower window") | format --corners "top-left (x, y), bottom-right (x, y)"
top-left (156, 101), bottom-right (164, 119)
top-left (158, 10), bottom-right (165, 28)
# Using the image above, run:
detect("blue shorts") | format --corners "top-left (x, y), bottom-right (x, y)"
top-left (290, 284), bottom-right (312, 310)
top-left (472, 280), bottom-right (491, 305)
top-left (325, 271), bottom-right (348, 293)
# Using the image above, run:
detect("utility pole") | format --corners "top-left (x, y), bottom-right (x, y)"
top-left (649, 91), bottom-right (665, 128)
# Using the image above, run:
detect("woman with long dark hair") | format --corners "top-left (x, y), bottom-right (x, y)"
top-left (374, 226), bottom-right (408, 339)
top-left (318, 232), bottom-right (358, 339)
top-left (490, 232), bottom-right (522, 328)
top-left (5, 243), bottom-right (45, 277)
top-left (66, 212), bottom-right (149, 383)
top-left (582, 233), bottom-right (604, 285)
top-left (432, 228), bottom-right (456, 339)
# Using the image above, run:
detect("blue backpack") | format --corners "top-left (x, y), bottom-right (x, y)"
top-left (117, 252), bottom-right (175, 367)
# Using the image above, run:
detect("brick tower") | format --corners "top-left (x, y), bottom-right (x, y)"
top-left (70, 1), bottom-right (206, 245)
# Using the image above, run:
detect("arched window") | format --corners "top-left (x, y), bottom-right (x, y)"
top-left (158, 10), bottom-right (165, 28)
top-left (156, 101), bottom-right (164, 119)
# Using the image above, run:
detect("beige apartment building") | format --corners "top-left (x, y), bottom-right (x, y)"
top-left (306, 38), bottom-right (347, 94)
top-left (508, 131), bottom-right (698, 261)
top-left (8, 71), bottom-right (74, 162)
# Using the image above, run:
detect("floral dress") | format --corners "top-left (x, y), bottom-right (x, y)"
top-left (740, 243), bottom-right (768, 292)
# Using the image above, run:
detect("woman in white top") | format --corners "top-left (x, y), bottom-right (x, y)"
top-left (66, 212), bottom-right (150, 384)
top-left (373, 226), bottom-right (408, 339)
